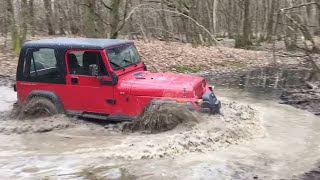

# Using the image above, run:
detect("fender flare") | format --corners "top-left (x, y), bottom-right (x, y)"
top-left (26, 90), bottom-right (65, 113)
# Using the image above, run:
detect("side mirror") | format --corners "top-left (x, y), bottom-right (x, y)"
top-left (111, 72), bottom-right (118, 85)
top-left (98, 72), bottom-right (119, 85)
top-left (89, 64), bottom-right (99, 77)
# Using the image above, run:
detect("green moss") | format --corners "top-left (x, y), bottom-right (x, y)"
top-left (214, 61), bottom-right (246, 68)
top-left (172, 65), bottom-right (206, 73)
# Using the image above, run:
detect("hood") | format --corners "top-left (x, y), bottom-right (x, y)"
top-left (120, 71), bottom-right (206, 98)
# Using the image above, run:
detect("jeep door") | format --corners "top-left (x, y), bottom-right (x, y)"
top-left (65, 49), bottom-right (115, 114)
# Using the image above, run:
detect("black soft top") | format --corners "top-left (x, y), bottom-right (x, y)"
top-left (23, 37), bottom-right (133, 49)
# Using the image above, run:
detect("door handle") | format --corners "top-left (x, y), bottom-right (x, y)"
top-left (71, 77), bottom-right (78, 84)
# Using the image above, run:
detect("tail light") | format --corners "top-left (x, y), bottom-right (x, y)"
top-left (13, 83), bottom-right (17, 92)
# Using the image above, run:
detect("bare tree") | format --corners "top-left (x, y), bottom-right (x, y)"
top-left (1, 0), bottom-right (320, 50)
top-left (84, 0), bottom-right (97, 37)
top-left (43, 0), bottom-right (55, 35)
top-left (235, 0), bottom-right (252, 48)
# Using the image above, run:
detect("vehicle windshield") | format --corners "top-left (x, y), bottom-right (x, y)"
top-left (106, 45), bottom-right (141, 70)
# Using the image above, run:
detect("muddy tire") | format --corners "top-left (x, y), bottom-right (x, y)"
top-left (18, 97), bottom-right (58, 119)
top-left (122, 101), bottom-right (198, 134)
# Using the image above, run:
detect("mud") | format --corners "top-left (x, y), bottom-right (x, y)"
top-left (299, 165), bottom-right (320, 180)
top-left (281, 89), bottom-right (320, 116)
top-left (0, 73), bottom-right (319, 179)
top-left (102, 100), bottom-right (262, 159)
top-left (0, 114), bottom-right (78, 134)
top-left (121, 103), bottom-right (199, 134)
top-left (0, 99), bottom-right (263, 161)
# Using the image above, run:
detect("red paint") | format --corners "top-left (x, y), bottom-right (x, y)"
top-left (16, 48), bottom-right (212, 117)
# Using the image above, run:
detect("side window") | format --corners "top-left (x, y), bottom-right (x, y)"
top-left (23, 48), bottom-right (61, 80)
top-left (67, 51), bottom-right (108, 76)
top-left (31, 48), bottom-right (57, 73)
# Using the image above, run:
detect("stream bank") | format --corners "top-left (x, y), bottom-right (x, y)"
top-left (202, 65), bottom-right (320, 116)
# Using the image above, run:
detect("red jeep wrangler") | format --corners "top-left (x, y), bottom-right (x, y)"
top-left (15, 38), bottom-right (220, 120)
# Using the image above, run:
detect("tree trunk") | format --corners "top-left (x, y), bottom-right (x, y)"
top-left (306, 0), bottom-right (317, 35)
top-left (266, 0), bottom-right (276, 41)
top-left (29, 0), bottom-right (35, 37)
top-left (212, 0), bottom-right (218, 35)
top-left (139, 0), bottom-right (148, 39)
top-left (69, 0), bottom-right (80, 35)
top-left (159, 0), bottom-right (169, 41)
top-left (110, 0), bottom-right (121, 39)
top-left (6, 0), bottom-right (20, 53)
top-left (235, 0), bottom-right (252, 48)
top-left (21, 0), bottom-right (28, 42)
top-left (227, 0), bottom-right (233, 38)
top-left (43, 0), bottom-right (55, 35)
top-left (59, 17), bottom-right (66, 35)
top-left (84, 0), bottom-right (96, 37)
top-left (318, 4), bottom-right (320, 35)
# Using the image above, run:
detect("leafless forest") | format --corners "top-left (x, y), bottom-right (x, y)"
top-left (0, 0), bottom-right (320, 80)
top-left (0, 0), bottom-right (319, 49)
top-left (0, 1), bottom-right (320, 179)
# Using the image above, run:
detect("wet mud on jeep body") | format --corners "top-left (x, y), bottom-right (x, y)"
top-left (15, 38), bottom-right (221, 120)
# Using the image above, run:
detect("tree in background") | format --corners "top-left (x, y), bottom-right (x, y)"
top-left (0, 0), bottom-right (319, 50)
top-left (43, 0), bottom-right (55, 35)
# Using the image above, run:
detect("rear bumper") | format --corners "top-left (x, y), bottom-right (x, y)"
top-left (199, 92), bottom-right (221, 114)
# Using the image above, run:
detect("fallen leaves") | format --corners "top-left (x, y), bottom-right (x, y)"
top-left (0, 37), bottom-right (311, 77)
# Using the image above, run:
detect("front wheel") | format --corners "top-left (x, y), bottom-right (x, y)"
top-left (18, 97), bottom-right (58, 119)
top-left (122, 101), bottom-right (198, 133)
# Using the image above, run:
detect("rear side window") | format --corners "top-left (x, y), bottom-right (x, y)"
top-left (22, 48), bottom-right (63, 83)
top-left (31, 48), bottom-right (57, 71)
top-left (29, 48), bottom-right (57, 76)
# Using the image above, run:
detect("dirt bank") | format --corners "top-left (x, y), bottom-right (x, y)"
top-left (202, 65), bottom-right (320, 116)
top-left (298, 164), bottom-right (320, 180)
top-left (281, 88), bottom-right (320, 116)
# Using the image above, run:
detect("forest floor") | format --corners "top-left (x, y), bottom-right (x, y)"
top-left (0, 36), bottom-right (311, 77)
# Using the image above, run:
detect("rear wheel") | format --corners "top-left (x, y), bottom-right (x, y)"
top-left (18, 97), bottom-right (58, 119)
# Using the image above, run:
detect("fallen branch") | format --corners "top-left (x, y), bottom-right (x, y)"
top-left (280, 2), bottom-right (319, 11)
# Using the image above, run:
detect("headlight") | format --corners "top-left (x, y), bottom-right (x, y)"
top-left (195, 99), bottom-right (203, 105)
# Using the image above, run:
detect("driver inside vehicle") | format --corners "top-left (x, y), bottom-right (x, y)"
top-left (68, 53), bottom-right (83, 75)
top-left (67, 51), bottom-right (108, 76)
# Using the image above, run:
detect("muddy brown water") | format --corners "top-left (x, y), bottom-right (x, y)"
top-left (206, 66), bottom-right (320, 115)
top-left (205, 66), bottom-right (311, 97)
top-left (0, 67), bottom-right (319, 180)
